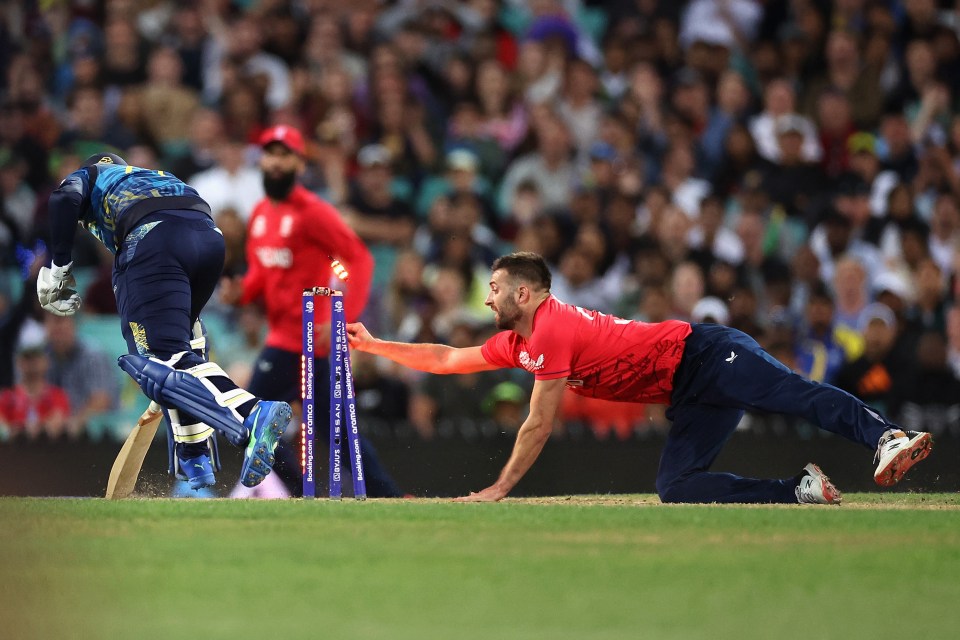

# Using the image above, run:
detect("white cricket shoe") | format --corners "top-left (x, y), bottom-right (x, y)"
top-left (874, 429), bottom-right (933, 487)
top-left (795, 463), bottom-right (842, 505)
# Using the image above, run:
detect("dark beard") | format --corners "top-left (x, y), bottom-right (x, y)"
top-left (263, 171), bottom-right (297, 200)
top-left (494, 304), bottom-right (522, 330)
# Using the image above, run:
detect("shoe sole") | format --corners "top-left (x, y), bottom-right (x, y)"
top-left (809, 463), bottom-right (843, 505)
top-left (874, 433), bottom-right (933, 487)
top-left (240, 403), bottom-right (292, 488)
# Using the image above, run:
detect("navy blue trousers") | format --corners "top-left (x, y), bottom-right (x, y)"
top-left (659, 324), bottom-right (896, 503)
top-left (248, 347), bottom-right (403, 498)
top-left (113, 211), bottom-right (222, 367)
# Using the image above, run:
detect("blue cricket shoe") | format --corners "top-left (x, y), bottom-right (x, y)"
top-left (176, 449), bottom-right (217, 491)
top-left (240, 400), bottom-right (292, 488)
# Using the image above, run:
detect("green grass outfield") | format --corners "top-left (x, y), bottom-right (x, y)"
top-left (2, 494), bottom-right (959, 640)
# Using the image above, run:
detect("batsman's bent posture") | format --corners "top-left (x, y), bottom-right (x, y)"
top-left (347, 252), bottom-right (933, 504)
top-left (41, 153), bottom-right (290, 491)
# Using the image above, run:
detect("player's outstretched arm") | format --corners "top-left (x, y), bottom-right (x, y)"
top-left (347, 322), bottom-right (499, 374)
top-left (455, 376), bottom-right (567, 502)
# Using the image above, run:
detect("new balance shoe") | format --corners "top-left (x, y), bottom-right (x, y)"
top-left (874, 429), bottom-right (933, 487)
top-left (176, 450), bottom-right (216, 491)
top-left (240, 400), bottom-right (291, 488)
top-left (795, 463), bottom-right (842, 505)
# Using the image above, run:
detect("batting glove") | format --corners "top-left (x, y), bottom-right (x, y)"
top-left (37, 261), bottom-right (82, 316)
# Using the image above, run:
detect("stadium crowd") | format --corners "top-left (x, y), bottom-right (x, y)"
top-left (1, 0), bottom-right (960, 446)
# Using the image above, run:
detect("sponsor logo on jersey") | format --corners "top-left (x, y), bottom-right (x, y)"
top-left (518, 351), bottom-right (545, 372)
top-left (255, 246), bottom-right (293, 268)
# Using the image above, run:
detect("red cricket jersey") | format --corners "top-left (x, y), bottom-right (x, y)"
top-left (0, 385), bottom-right (70, 431)
top-left (481, 296), bottom-right (692, 404)
top-left (241, 185), bottom-right (373, 355)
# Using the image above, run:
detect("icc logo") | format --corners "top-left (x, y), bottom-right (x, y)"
top-left (335, 300), bottom-right (343, 311)
top-left (306, 301), bottom-right (314, 313)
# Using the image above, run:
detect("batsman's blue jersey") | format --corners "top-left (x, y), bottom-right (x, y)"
top-left (48, 163), bottom-right (211, 265)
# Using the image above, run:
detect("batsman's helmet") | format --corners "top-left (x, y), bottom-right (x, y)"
top-left (83, 152), bottom-right (127, 167)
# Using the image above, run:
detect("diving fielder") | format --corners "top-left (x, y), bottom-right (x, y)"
top-left (348, 252), bottom-right (933, 504)
top-left (41, 152), bottom-right (291, 490)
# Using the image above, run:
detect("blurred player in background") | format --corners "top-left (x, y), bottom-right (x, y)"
top-left (349, 252), bottom-right (933, 505)
top-left (40, 152), bottom-right (291, 491)
top-left (220, 125), bottom-right (402, 497)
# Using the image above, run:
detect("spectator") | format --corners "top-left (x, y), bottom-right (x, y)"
top-left (167, 3), bottom-right (215, 93)
top-left (415, 148), bottom-right (493, 221)
top-left (815, 90), bottom-right (857, 179)
top-left (0, 329), bottom-right (70, 442)
top-left (0, 148), bottom-right (36, 243)
top-left (498, 111), bottom-right (575, 215)
top-left (101, 17), bottom-right (148, 90)
top-left (43, 314), bottom-right (119, 438)
top-left (760, 114), bottom-right (827, 225)
top-left (168, 108), bottom-right (224, 180)
top-left (835, 303), bottom-right (906, 418)
top-left (712, 123), bottom-right (767, 199)
top-left (687, 194), bottom-right (744, 267)
top-left (551, 245), bottom-right (620, 315)
top-left (136, 46), bottom-right (200, 157)
top-left (801, 29), bottom-right (884, 129)
top-left (668, 261), bottom-right (705, 322)
top-left (905, 257), bottom-right (948, 335)
top-left (795, 281), bottom-right (853, 385)
top-left (206, 15), bottom-right (291, 111)
top-left (343, 143), bottom-right (417, 247)
top-left (749, 78), bottom-right (822, 164)
top-left (928, 193), bottom-right (960, 276)
top-left (846, 132), bottom-right (900, 218)
top-left (189, 138), bottom-right (264, 221)
top-left (57, 85), bottom-right (137, 157)
top-left (897, 330), bottom-right (960, 436)
top-left (702, 69), bottom-right (752, 174)
top-left (660, 142), bottom-right (711, 219)
top-left (878, 110), bottom-right (918, 181)
top-left (0, 246), bottom-right (43, 388)
top-left (443, 100), bottom-right (508, 183)
top-left (831, 256), bottom-right (871, 336)
top-left (556, 57), bottom-right (602, 155)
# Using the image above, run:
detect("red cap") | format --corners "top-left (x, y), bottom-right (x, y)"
top-left (259, 125), bottom-right (305, 155)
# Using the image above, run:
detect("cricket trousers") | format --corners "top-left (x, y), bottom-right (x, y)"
top-left (113, 210), bottom-right (223, 366)
top-left (657, 323), bottom-right (897, 503)
top-left (248, 347), bottom-right (403, 498)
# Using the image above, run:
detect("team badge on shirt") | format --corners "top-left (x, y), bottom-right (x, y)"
top-left (518, 351), bottom-right (545, 372)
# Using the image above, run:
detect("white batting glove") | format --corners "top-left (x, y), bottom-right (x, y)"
top-left (37, 261), bottom-right (82, 316)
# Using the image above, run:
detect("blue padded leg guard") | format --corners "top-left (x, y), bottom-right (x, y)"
top-left (119, 354), bottom-right (250, 447)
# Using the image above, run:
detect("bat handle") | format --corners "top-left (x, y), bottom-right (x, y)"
top-left (139, 401), bottom-right (163, 426)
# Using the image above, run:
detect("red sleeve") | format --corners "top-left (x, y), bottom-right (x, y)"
top-left (305, 198), bottom-right (373, 322)
top-left (240, 207), bottom-right (266, 305)
top-left (480, 331), bottom-right (518, 368)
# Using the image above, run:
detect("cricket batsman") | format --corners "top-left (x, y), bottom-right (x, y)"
top-left (347, 252), bottom-right (933, 504)
top-left (40, 152), bottom-right (291, 490)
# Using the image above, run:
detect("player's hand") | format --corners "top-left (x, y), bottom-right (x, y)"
top-left (219, 276), bottom-right (243, 305)
top-left (454, 485), bottom-right (507, 502)
top-left (37, 261), bottom-right (81, 316)
top-left (346, 322), bottom-right (375, 351)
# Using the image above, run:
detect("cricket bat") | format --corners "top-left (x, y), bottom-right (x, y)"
top-left (104, 401), bottom-right (163, 499)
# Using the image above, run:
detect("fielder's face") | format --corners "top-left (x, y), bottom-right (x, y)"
top-left (486, 269), bottom-right (523, 331)
top-left (260, 142), bottom-right (303, 178)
